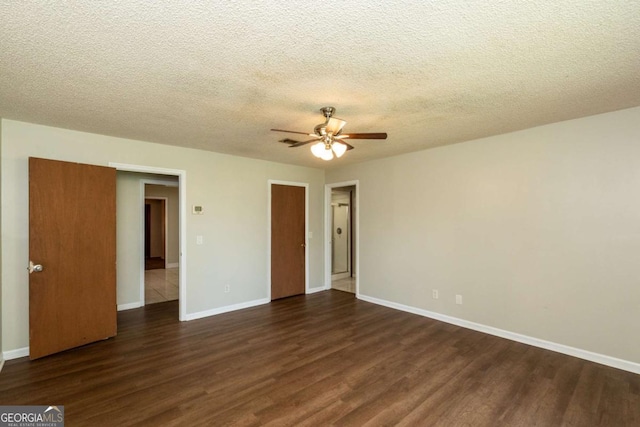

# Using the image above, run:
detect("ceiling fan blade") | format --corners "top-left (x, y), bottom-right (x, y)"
top-left (289, 138), bottom-right (319, 148)
top-left (341, 132), bottom-right (387, 139)
top-left (325, 117), bottom-right (346, 134)
top-left (271, 128), bottom-right (313, 136)
top-left (342, 142), bottom-right (355, 151)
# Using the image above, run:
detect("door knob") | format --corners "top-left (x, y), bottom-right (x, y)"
top-left (28, 261), bottom-right (44, 274)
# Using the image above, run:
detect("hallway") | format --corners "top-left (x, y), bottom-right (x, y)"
top-left (332, 276), bottom-right (355, 293)
top-left (145, 268), bottom-right (178, 304)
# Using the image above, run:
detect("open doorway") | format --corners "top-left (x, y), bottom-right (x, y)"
top-left (112, 162), bottom-right (187, 321)
top-left (144, 182), bottom-right (179, 305)
top-left (325, 181), bottom-right (359, 294)
top-left (145, 198), bottom-right (166, 270)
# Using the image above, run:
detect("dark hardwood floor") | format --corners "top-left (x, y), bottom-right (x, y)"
top-left (1, 290), bottom-right (638, 426)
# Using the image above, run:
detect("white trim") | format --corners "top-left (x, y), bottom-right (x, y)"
top-left (166, 262), bottom-right (179, 269)
top-left (358, 293), bottom-right (640, 375)
top-left (331, 272), bottom-right (351, 281)
top-left (3, 347), bottom-right (29, 361)
top-left (109, 162), bottom-right (187, 321)
top-left (0, 358), bottom-right (4, 373)
top-left (306, 286), bottom-right (326, 294)
top-left (184, 298), bottom-right (269, 321)
top-left (325, 181), bottom-right (360, 296)
top-left (117, 302), bottom-right (143, 311)
top-left (267, 180), bottom-right (310, 300)
top-left (109, 163), bottom-right (183, 176)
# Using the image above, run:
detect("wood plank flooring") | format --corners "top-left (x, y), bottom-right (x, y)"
top-left (1, 290), bottom-right (638, 426)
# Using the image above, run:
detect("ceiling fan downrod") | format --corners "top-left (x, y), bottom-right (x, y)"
top-left (320, 106), bottom-right (335, 119)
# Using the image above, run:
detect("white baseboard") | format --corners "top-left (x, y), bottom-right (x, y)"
top-left (306, 286), bottom-right (326, 294)
top-left (3, 347), bottom-right (29, 361)
top-left (184, 298), bottom-right (269, 321)
top-left (117, 302), bottom-right (144, 311)
top-left (166, 263), bottom-right (179, 269)
top-left (358, 294), bottom-right (640, 375)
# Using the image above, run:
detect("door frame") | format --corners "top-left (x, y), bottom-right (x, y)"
top-left (144, 196), bottom-right (169, 264)
top-left (331, 195), bottom-right (352, 280)
top-left (325, 180), bottom-right (360, 295)
top-left (142, 179), bottom-right (179, 306)
top-left (267, 180), bottom-right (309, 300)
top-left (110, 162), bottom-right (187, 321)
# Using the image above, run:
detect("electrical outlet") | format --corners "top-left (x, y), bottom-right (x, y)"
top-left (196, 235), bottom-right (203, 245)
top-left (456, 294), bottom-right (462, 305)
top-left (224, 284), bottom-right (230, 293)
top-left (432, 289), bottom-right (439, 299)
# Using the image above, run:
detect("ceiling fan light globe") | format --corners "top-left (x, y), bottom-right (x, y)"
top-left (311, 142), bottom-right (326, 158)
top-left (320, 147), bottom-right (334, 161)
top-left (332, 142), bottom-right (347, 158)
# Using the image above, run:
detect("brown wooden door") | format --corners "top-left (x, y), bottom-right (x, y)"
top-left (271, 184), bottom-right (305, 300)
top-left (145, 203), bottom-right (151, 257)
top-left (29, 157), bottom-right (117, 359)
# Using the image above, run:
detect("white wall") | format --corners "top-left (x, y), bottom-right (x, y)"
top-left (1, 119), bottom-right (325, 354)
top-left (327, 106), bottom-right (640, 365)
top-left (0, 119), bottom-right (3, 361)
top-left (116, 170), bottom-right (144, 306)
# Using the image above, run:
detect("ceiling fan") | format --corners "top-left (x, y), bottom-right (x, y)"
top-left (271, 107), bottom-right (387, 160)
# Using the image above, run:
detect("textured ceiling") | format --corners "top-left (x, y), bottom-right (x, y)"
top-left (1, 1), bottom-right (639, 168)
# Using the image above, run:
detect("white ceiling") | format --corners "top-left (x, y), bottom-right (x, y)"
top-left (1, 1), bottom-right (639, 168)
